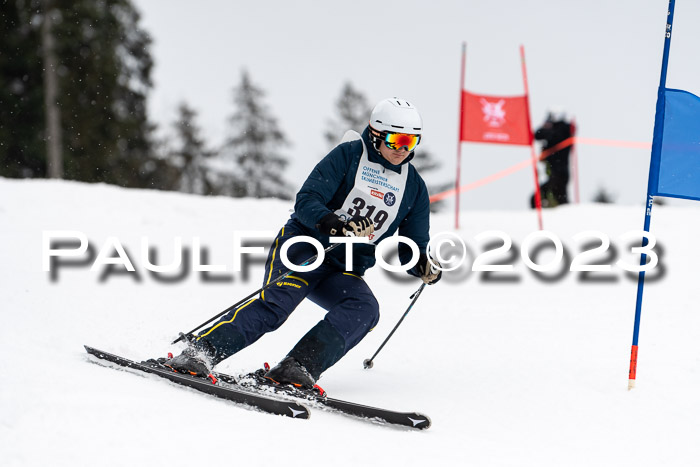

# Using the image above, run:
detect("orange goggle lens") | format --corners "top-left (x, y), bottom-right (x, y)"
top-left (384, 132), bottom-right (420, 151)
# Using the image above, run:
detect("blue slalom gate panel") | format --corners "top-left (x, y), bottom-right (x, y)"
top-left (655, 88), bottom-right (700, 201)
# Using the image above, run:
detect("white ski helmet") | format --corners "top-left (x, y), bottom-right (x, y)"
top-left (368, 98), bottom-right (423, 151)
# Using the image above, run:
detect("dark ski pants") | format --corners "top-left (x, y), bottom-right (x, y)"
top-left (195, 225), bottom-right (380, 379)
top-left (530, 174), bottom-right (570, 208)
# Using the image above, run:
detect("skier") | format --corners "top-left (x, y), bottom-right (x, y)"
top-left (166, 97), bottom-right (442, 389)
top-left (530, 110), bottom-right (574, 208)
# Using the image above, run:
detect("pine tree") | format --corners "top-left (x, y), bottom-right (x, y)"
top-left (411, 147), bottom-right (449, 212)
top-left (592, 186), bottom-right (615, 204)
top-left (167, 102), bottom-right (218, 195)
top-left (324, 82), bottom-right (371, 148)
top-left (0, 0), bottom-right (157, 188)
top-left (222, 70), bottom-right (292, 199)
top-left (55, 0), bottom-right (155, 187)
top-left (0, 0), bottom-right (47, 178)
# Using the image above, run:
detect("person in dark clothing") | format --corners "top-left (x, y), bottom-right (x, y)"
top-left (165, 98), bottom-right (442, 389)
top-left (530, 112), bottom-right (574, 208)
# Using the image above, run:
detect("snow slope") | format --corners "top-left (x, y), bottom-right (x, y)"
top-left (2, 177), bottom-right (699, 467)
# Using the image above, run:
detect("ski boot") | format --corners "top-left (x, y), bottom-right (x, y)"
top-left (163, 347), bottom-right (211, 377)
top-left (264, 356), bottom-right (315, 390)
top-left (163, 334), bottom-right (213, 378)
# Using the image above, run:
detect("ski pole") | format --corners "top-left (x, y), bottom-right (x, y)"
top-left (363, 283), bottom-right (426, 369)
top-left (172, 241), bottom-right (343, 344)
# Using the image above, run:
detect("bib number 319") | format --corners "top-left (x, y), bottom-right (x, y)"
top-left (346, 197), bottom-right (389, 230)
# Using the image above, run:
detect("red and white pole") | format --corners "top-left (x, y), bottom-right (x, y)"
top-left (455, 42), bottom-right (466, 230)
top-left (520, 45), bottom-right (543, 230)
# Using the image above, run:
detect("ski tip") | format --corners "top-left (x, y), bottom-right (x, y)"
top-left (84, 345), bottom-right (106, 358)
top-left (407, 414), bottom-right (432, 430)
top-left (287, 404), bottom-right (311, 420)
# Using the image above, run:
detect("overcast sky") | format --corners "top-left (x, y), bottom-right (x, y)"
top-left (132, 0), bottom-right (700, 212)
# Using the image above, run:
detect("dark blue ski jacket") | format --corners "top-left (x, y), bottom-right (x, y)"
top-left (287, 126), bottom-right (431, 276)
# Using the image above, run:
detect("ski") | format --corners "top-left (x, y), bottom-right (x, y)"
top-left (85, 346), bottom-right (430, 429)
top-left (223, 369), bottom-right (431, 430)
top-left (84, 346), bottom-right (310, 419)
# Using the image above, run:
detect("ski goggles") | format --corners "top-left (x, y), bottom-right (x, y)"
top-left (384, 132), bottom-right (421, 152)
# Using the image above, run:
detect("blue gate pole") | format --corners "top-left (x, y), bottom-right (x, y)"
top-left (628, 0), bottom-right (676, 390)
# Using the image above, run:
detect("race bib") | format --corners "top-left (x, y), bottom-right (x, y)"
top-left (335, 131), bottom-right (408, 244)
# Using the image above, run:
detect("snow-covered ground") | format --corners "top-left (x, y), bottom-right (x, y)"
top-left (2, 177), bottom-right (699, 466)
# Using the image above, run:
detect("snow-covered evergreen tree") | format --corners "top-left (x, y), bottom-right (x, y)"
top-left (223, 70), bottom-right (292, 199)
top-left (324, 82), bottom-right (371, 148)
top-left (169, 102), bottom-right (218, 195)
top-left (411, 147), bottom-right (449, 212)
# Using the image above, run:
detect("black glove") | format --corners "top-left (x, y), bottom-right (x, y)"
top-left (416, 253), bottom-right (442, 285)
top-left (317, 213), bottom-right (374, 238)
top-left (317, 212), bottom-right (347, 236)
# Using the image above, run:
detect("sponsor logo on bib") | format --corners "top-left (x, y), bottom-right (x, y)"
top-left (384, 191), bottom-right (396, 207)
